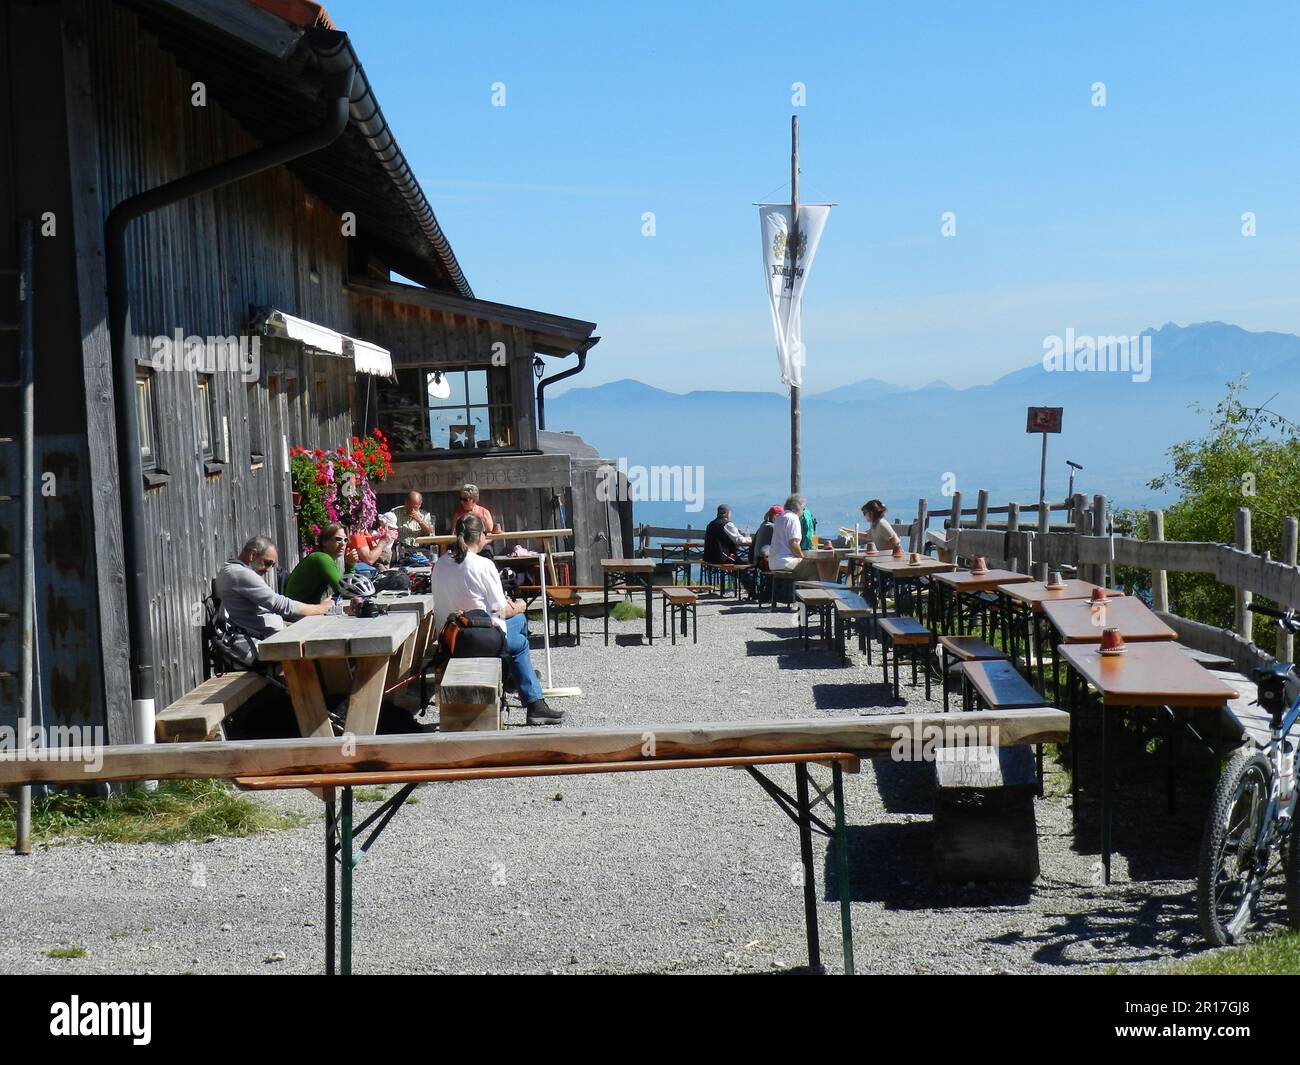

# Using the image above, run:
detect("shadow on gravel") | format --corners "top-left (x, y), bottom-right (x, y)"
top-left (822, 823), bottom-right (1033, 908)
top-left (772, 652), bottom-right (845, 671)
top-left (987, 888), bottom-right (1206, 967)
top-left (869, 757), bottom-right (934, 815)
top-left (810, 682), bottom-right (897, 711)
top-left (744, 640), bottom-right (790, 657)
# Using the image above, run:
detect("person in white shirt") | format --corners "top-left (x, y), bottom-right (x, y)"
top-left (432, 513), bottom-right (561, 726)
top-left (770, 494), bottom-right (820, 604)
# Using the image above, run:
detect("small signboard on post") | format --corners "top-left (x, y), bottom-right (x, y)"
top-left (1027, 406), bottom-right (1063, 504)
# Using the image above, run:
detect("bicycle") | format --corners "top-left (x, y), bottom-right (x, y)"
top-left (1197, 601), bottom-right (1300, 945)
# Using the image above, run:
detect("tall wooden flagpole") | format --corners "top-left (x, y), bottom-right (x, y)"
top-left (789, 114), bottom-right (801, 494)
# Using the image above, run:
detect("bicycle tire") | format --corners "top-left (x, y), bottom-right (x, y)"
top-left (1198, 748), bottom-right (1273, 946)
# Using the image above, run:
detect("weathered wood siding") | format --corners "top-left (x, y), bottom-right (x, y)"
top-left (79, 5), bottom-right (356, 712)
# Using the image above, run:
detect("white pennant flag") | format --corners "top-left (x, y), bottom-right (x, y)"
top-left (758, 204), bottom-right (830, 388)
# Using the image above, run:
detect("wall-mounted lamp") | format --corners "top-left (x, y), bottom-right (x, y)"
top-left (533, 356), bottom-right (545, 380)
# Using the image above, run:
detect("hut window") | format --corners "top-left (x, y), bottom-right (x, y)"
top-left (245, 378), bottom-right (265, 463)
top-left (196, 374), bottom-right (215, 460)
top-left (136, 370), bottom-right (158, 471)
top-left (376, 365), bottom-right (514, 453)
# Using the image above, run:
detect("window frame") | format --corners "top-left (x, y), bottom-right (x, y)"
top-left (377, 363), bottom-right (517, 455)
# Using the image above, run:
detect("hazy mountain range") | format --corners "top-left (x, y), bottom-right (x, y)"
top-left (548, 322), bottom-right (1300, 534)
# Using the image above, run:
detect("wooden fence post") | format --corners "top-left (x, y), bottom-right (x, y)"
top-left (975, 489), bottom-right (989, 530)
top-left (947, 490), bottom-right (963, 562)
top-left (913, 497), bottom-right (929, 553)
top-left (1093, 494), bottom-right (1108, 588)
top-left (1148, 509), bottom-right (1168, 613)
top-left (1006, 502), bottom-right (1020, 572)
top-left (1072, 493), bottom-right (1089, 581)
top-left (1235, 507), bottom-right (1252, 640)
top-left (1281, 516), bottom-right (1298, 663)
top-left (1037, 502), bottom-right (1050, 580)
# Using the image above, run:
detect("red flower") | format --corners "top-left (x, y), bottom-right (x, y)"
top-left (314, 449), bottom-right (324, 459)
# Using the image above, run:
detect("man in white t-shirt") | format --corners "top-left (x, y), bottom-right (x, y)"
top-left (770, 494), bottom-right (820, 605)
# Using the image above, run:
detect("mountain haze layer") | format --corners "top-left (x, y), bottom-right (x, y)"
top-left (549, 322), bottom-right (1300, 534)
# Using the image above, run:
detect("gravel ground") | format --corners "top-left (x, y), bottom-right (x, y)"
top-left (0, 595), bottom-right (1248, 975)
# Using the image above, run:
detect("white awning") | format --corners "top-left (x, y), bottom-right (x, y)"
top-left (347, 336), bottom-right (394, 378)
top-left (263, 308), bottom-right (344, 355)
top-left (254, 307), bottom-right (393, 377)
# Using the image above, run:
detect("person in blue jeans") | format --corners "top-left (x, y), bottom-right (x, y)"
top-left (431, 513), bottom-right (561, 726)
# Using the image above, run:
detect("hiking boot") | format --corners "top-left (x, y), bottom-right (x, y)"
top-left (526, 699), bottom-right (564, 726)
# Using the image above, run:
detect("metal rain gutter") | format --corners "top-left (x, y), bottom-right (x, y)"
top-left (536, 336), bottom-right (599, 431)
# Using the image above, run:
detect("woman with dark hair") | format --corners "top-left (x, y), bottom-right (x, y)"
top-left (285, 523), bottom-right (356, 603)
top-left (861, 499), bottom-right (900, 552)
top-left (432, 513), bottom-right (561, 726)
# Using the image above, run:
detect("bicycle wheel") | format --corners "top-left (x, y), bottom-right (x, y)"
top-left (1198, 748), bottom-right (1273, 946)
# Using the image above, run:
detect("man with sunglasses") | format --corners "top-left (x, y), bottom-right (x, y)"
top-left (216, 534), bottom-right (331, 640)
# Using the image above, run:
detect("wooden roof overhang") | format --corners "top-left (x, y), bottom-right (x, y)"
top-left (120, 0), bottom-right (471, 295)
top-left (347, 278), bottom-right (599, 359)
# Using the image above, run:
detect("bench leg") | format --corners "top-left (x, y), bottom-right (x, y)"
top-left (893, 648), bottom-right (900, 701)
top-left (325, 791), bottom-right (336, 975)
top-left (795, 764), bottom-right (822, 972)
top-left (692, 603), bottom-right (698, 644)
top-left (340, 786), bottom-right (353, 976)
top-left (941, 649), bottom-right (950, 712)
top-left (832, 762), bottom-right (855, 976)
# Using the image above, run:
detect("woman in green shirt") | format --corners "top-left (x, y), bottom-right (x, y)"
top-left (285, 524), bottom-right (349, 603)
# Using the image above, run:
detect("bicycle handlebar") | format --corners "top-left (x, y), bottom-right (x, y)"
top-left (1249, 601), bottom-right (1300, 632)
top-left (1249, 602), bottom-right (1288, 619)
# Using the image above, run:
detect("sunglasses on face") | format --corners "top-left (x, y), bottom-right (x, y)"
top-left (253, 558), bottom-right (274, 572)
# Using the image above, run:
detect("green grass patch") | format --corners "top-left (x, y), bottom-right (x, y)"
top-left (1166, 930), bottom-right (1300, 975)
top-left (0, 779), bottom-right (304, 847)
top-left (47, 946), bottom-right (86, 960)
top-left (354, 787), bottom-right (388, 803)
top-left (611, 600), bottom-right (646, 621)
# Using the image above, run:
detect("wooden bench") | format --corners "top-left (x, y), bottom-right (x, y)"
top-left (1, 708), bottom-right (1072, 977)
top-left (659, 587), bottom-right (699, 644)
top-left (766, 568), bottom-right (797, 609)
top-left (958, 658), bottom-right (1054, 792)
top-left (938, 635), bottom-right (1009, 712)
top-left (933, 743), bottom-right (1041, 882)
top-left (796, 587), bottom-right (837, 650)
top-left (438, 657), bottom-right (503, 732)
top-left (155, 672), bottom-right (272, 742)
top-left (877, 617), bottom-right (934, 701)
top-left (831, 589), bottom-right (873, 665)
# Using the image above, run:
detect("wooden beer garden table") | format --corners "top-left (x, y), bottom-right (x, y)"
top-left (999, 580), bottom-right (1118, 692)
top-left (1057, 640), bottom-right (1239, 884)
top-left (866, 555), bottom-right (954, 627)
top-left (258, 611), bottom-right (419, 737)
top-left (1040, 594), bottom-right (1176, 695)
top-left (931, 568), bottom-right (1031, 639)
top-left (602, 558), bottom-right (658, 644)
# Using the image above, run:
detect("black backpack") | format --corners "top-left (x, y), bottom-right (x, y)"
top-left (433, 608), bottom-right (506, 671)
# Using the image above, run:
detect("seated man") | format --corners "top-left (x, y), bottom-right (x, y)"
top-left (215, 535), bottom-right (331, 640)
top-left (769, 494), bottom-right (821, 605)
top-left (433, 513), bottom-right (560, 727)
top-left (704, 504), bottom-right (756, 594)
top-left (750, 505), bottom-right (784, 571)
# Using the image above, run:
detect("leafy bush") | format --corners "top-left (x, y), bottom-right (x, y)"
top-left (1145, 376), bottom-right (1300, 645)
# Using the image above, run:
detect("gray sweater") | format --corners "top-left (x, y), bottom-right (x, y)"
top-left (215, 558), bottom-right (299, 639)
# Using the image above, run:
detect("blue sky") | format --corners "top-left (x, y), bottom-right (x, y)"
top-left (327, 0), bottom-right (1300, 394)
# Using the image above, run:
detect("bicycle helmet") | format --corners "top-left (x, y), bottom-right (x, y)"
top-left (339, 572), bottom-right (376, 599)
